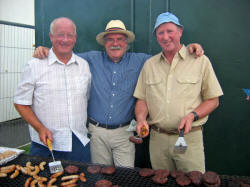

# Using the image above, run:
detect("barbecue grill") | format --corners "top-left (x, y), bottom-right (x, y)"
top-left (0, 154), bottom-right (249, 187)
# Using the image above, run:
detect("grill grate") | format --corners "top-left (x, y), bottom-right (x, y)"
top-left (0, 155), bottom-right (249, 187)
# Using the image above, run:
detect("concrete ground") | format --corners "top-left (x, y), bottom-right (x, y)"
top-left (0, 118), bottom-right (30, 148)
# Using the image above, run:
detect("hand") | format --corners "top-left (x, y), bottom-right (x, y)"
top-left (187, 43), bottom-right (204, 58)
top-left (136, 120), bottom-right (149, 138)
top-left (178, 113), bottom-right (195, 134)
top-left (33, 46), bottom-right (49, 59)
top-left (37, 126), bottom-right (53, 146)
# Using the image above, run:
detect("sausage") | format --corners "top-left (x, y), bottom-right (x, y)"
top-left (20, 166), bottom-right (28, 175)
top-left (29, 165), bottom-right (40, 176)
top-left (47, 178), bottom-right (57, 187)
top-left (0, 164), bottom-right (16, 173)
top-left (39, 161), bottom-right (46, 171)
top-left (24, 177), bottom-right (33, 187)
top-left (33, 175), bottom-right (48, 182)
top-left (60, 178), bottom-right (78, 186)
top-left (129, 136), bottom-right (143, 144)
top-left (26, 161), bottom-right (35, 170)
top-left (10, 169), bottom-right (19, 179)
top-left (38, 181), bottom-right (47, 187)
top-left (0, 173), bottom-right (7, 177)
top-left (79, 172), bottom-right (86, 182)
top-left (51, 171), bottom-right (64, 178)
top-left (30, 179), bottom-right (38, 187)
top-left (61, 175), bottom-right (79, 181)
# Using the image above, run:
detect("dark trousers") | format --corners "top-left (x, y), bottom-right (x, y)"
top-left (134, 133), bottom-right (151, 168)
top-left (30, 132), bottom-right (90, 162)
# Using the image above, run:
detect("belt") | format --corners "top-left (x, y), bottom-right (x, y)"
top-left (151, 125), bottom-right (202, 135)
top-left (88, 118), bottom-right (130, 129)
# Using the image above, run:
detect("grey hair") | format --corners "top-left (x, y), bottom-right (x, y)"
top-left (50, 17), bottom-right (77, 35)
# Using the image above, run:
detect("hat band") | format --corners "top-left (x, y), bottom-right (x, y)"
top-left (106, 27), bottom-right (125, 32)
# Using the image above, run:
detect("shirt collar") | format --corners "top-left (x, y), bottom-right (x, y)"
top-left (160, 44), bottom-right (186, 62)
top-left (48, 48), bottom-right (78, 65)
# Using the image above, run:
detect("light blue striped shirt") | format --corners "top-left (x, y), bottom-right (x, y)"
top-left (78, 51), bottom-right (151, 125)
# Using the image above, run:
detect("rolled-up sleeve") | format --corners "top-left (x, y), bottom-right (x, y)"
top-left (14, 62), bottom-right (35, 105)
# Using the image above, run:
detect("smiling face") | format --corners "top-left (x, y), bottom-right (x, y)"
top-left (155, 22), bottom-right (182, 56)
top-left (104, 33), bottom-right (128, 63)
top-left (49, 18), bottom-right (77, 60)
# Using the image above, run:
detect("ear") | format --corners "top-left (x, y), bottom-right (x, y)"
top-left (178, 28), bottom-right (183, 37)
top-left (49, 33), bottom-right (53, 41)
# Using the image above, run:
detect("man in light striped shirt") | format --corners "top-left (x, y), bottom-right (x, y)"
top-left (14, 17), bottom-right (91, 162)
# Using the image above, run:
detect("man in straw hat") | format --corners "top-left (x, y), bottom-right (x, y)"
top-left (33, 19), bottom-right (204, 167)
top-left (134, 12), bottom-right (223, 172)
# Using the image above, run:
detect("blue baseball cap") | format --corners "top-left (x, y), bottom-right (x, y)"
top-left (153, 12), bottom-right (183, 33)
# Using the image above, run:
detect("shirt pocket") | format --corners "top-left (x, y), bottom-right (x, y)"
top-left (71, 75), bottom-right (89, 96)
top-left (121, 69), bottom-right (139, 95)
top-left (145, 77), bottom-right (163, 120)
top-left (176, 75), bottom-right (201, 97)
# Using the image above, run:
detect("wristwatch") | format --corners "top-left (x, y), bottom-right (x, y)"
top-left (191, 111), bottom-right (199, 121)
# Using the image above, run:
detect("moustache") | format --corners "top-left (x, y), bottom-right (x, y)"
top-left (109, 46), bottom-right (122, 50)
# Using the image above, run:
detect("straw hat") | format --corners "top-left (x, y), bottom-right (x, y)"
top-left (96, 20), bottom-right (135, 45)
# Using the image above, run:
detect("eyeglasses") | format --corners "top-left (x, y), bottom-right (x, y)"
top-left (104, 37), bottom-right (127, 43)
top-left (54, 33), bottom-right (75, 39)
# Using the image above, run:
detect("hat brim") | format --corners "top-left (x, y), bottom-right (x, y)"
top-left (96, 30), bottom-right (135, 45)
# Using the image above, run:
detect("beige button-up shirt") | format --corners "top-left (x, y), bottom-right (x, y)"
top-left (134, 45), bottom-right (223, 131)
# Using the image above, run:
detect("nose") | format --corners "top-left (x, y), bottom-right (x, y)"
top-left (162, 32), bottom-right (169, 40)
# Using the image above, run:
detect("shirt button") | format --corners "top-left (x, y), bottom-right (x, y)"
top-left (112, 94), bottom-right (115, 96)
top-left (113, 83), bottom-right (116, 86)
top-left (109, 116), bottom-right (112, 119)
top-left (110, 105), bottom-right (113, 108)
top-left (113, 71), bottom-right (116, 74)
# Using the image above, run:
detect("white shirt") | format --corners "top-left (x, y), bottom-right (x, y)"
top-left (14, 49), bottom-right (91, 151)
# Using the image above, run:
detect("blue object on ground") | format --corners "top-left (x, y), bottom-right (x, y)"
top-left (242, 88), bottom-right (250, 96)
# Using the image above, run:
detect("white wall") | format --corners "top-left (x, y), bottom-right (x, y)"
top-left (0, 0), bottom-right (35, 122)
top-left (0, 0), bottom-right (34, 25)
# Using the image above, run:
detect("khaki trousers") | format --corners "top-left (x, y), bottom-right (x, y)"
top-left (88, 123), bottom-right (135, 167)
top-left (150, 128), bottom-right (205, 173)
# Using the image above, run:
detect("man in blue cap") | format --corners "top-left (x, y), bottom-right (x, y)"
top-left (134, 12), bottom-right (223, 172)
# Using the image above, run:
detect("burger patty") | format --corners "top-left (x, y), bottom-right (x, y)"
top-left (95, 179), bottom-right (112, 187)
top-left (64, 165), bottom-right (79, 174)
top-left (176, 175), bottom-right (191, 186)
top-left (101, 166), bottom-right (116, 175)
top-left (139, 168), bottom-right (155, 177)
top-left (87, 165), bottom-right (101, 174)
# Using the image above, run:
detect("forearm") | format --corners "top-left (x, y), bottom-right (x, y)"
top-left (193, 97), bottom-right (219, 120)
top-left (178, 97), bottom-right (219, 133)
top-left (14, 104), bottom-right (45, 132)
top-left (135, 99), bottom-right (149, 122)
